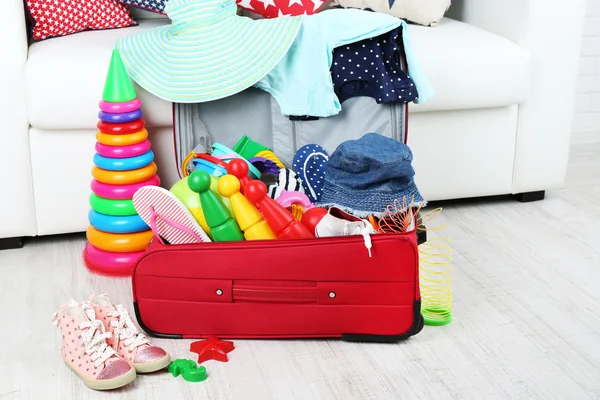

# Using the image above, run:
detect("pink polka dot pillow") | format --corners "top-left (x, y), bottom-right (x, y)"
top-left (25, 0), bottom-right (137, 41)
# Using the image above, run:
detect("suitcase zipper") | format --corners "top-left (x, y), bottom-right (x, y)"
top-left (145, 232), bottom-right (414, 254)
top-left (391, 103), bottom-right (399, 143)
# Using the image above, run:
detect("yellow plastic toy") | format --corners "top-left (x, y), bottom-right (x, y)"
top-left (170, 176), bottom-right (210, 236)
top-left (254, 150), bottom-right (285, 169)
top-left (92, 162), bottom-right (157, 185)
top-left (290, 204), bottom-right (304, 221)
top-left (217, 175), bottom-right (276, 241)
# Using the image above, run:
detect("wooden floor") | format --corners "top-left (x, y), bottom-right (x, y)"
top-left (1, 141), bottom-right (600, 400)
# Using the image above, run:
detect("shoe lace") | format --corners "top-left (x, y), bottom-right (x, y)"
top-left (344, 221), bottom-right (375, 258)
top-left (79, 304), bottom-right (117, 368)
top-left (107, 304), bottom-right (150, 353)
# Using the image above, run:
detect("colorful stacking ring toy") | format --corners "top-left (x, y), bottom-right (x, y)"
top-left (83, 242), bottom-right (144, 276)
top-left (99, 98), bottom-right (141, 113)
top-left (86, 226), bottom-right (153, 253)
top-left (88, 210), bottom-right (149, 234)
top-left (92, 162), bottom-right (157, 185)
top-left (91, 175), bottom-right (161, 200)
top-left (96, 129), bottom-right (148, 147)
top-left (97, 119), bottom-right (145, 134)
top-left (95, 140), bottom-right (151, 159)
top-left (89, 194), bottom-right (136, 216)
top-left (93, 150), bottom-right (154, 171)
top-left (98, 109), bottom-right (143, 124)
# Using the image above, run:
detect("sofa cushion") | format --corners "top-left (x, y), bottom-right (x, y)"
top-left (408, 18), bottom-right (530, 113)
top-left (25, 17), bottom-right (529, 130)
top-left (26, 20), bottom-right (173, 130)
top-left (26, 0), bottom-right (137, 41)
top-left (332, 0), bottom-right (451, 27)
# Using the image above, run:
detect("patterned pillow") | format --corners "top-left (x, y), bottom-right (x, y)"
top-left (26, 0), bottom-right (137, 41)
top-left (236, 0), bottom-right (327, 18)
top-left (117, 0), bottom-right (168, 15)
top-left (331, 0), bottom-right (451, 27)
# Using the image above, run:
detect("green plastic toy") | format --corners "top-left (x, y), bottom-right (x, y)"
top-left (188, 170), bottom-right (245, 242)
top-left (102, 49), bottom-right (137, 103)
top-left (232, 135), bottom-right (270, 160)
top-left (168, 359), bottom-right (207, 382)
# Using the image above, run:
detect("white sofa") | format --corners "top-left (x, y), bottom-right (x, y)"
top-left (0, 0), bottom-right (586, 245)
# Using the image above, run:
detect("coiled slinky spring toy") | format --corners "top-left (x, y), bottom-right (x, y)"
top-left (378, 201), bottom-right (453, 326)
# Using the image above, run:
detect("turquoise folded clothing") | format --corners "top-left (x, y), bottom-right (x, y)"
top-left (255, 9), bottom-right (434, 117)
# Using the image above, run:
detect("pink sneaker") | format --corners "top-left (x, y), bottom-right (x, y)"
top-left (87, 294), bottom-right (171, 373)
top-left (51, 300), bottom-right (136, 390)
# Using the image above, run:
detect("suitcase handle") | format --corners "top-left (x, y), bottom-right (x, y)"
top-left (233, 284), bottom-right (317, 304)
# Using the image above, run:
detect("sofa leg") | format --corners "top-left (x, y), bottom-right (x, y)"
top-left (0, 237), bottom-right (25, 250)
top-left (514, 191), bottom-right (545, 203)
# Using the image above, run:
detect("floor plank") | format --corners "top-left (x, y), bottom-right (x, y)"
top-left (1, 142), bottom-right (599, 399)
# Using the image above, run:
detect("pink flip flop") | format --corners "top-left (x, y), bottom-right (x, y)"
top-left (132, 186), bottom-right (211, 245)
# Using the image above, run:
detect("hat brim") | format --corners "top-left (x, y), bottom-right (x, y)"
top-left (317, 180), bottom-right (426, 218)
top-left (116, 15), bottom-right (303, 103)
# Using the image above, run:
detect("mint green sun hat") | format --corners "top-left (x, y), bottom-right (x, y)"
top-left (116, 0), bottom-right (303, 103)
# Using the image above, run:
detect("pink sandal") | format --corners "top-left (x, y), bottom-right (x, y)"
top-left (133, 186), bottom-right (211, 245)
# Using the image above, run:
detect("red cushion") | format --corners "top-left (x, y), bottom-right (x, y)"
top-left (236, 0), bottom-right (326, 18)
top-left (26, 0), bottom-right (137, 41)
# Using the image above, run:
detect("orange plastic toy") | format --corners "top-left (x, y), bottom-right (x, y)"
top-left (92, 162), bottom-right (157, 185)
top-left (95, 129), bottom-right (148, 146)
top-left (86, 226), bottom-right (154, 253)
top-left (218, 175), bottom-right (276, 241)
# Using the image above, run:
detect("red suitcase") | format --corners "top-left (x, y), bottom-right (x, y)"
top-left (132, 230), bottom-right (424, 342)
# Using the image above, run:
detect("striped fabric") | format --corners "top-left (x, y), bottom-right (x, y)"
top-left (268, 168), bottom-right (305, 200)
top-left (116, 0), bottom-right (303, 103)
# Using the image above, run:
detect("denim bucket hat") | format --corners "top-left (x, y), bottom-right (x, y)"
top-left (318, 133), bottom-right (425, 217)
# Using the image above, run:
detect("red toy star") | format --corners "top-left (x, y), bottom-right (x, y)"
top-left (190, 337), bottom-right (235, 364)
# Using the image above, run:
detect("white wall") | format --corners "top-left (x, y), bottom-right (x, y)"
top-left (574, 0), bottom-right (600, 141)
